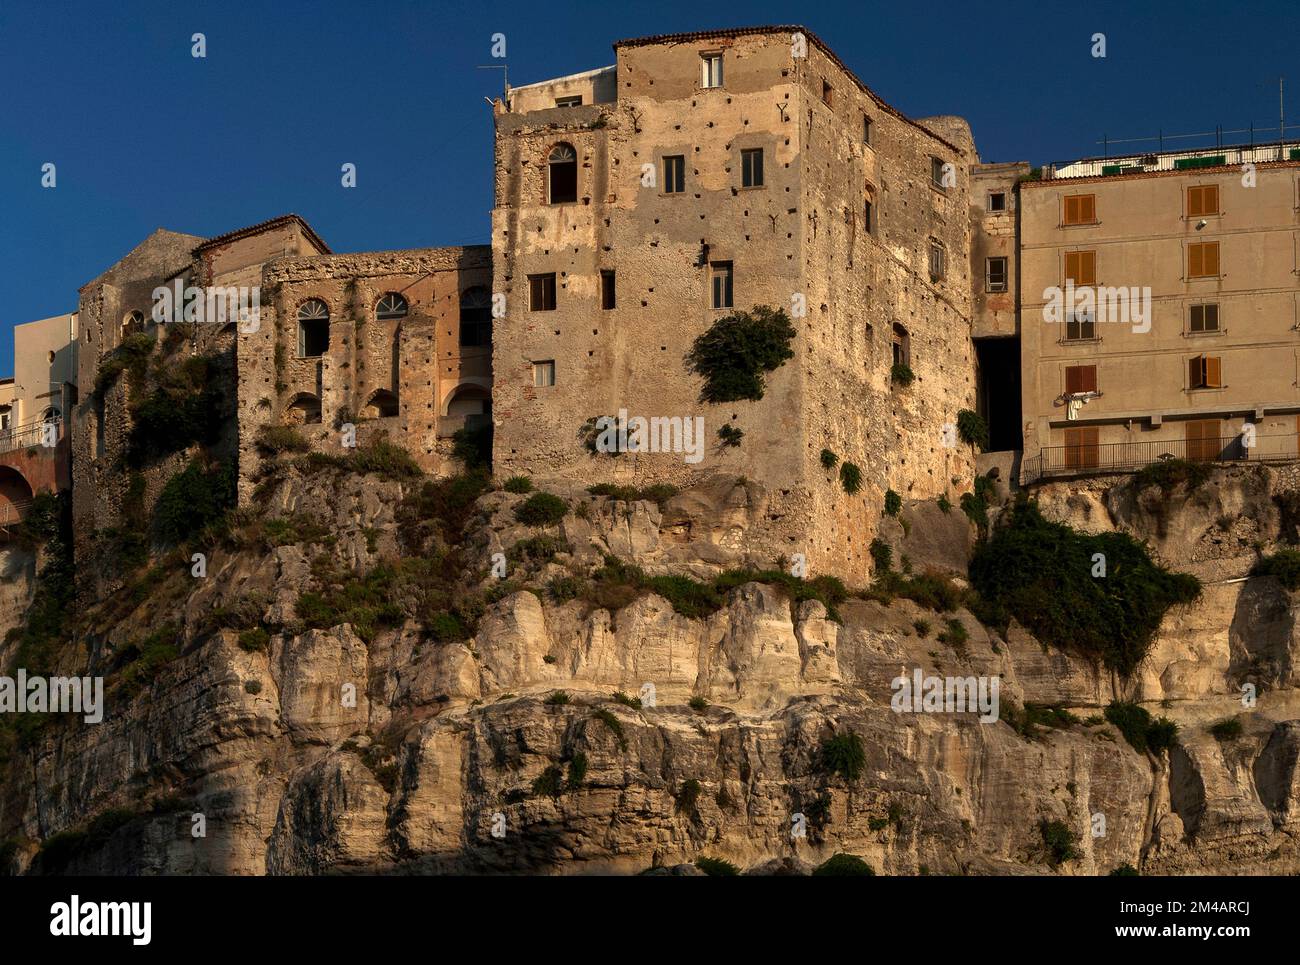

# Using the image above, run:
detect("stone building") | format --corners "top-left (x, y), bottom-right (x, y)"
top-left (1012, 143), bottom-right (1300, 479)
top-left (490, 25), bottom-right (980, 581)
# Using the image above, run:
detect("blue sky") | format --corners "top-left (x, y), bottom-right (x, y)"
top-left (1, 0), bottom-right (1296, 375)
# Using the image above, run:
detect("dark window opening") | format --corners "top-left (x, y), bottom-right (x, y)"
top-left (741, 148), bottom-right (764, 188)
top-left (529, 274), bottom-right (557, 311)
top-left (711, 261), bottom-right (733, 309)
top-left (974, 336), bottom-right (1022, 452)
top-left (664, 155), bottom-right (685, 194)
top-left (1189, 303), bottom-right (1219, 333)
top-left (548, 143), bottom-right (578, 203)
top-left (986, 256), bottom-right (1007, 292)
top-left (600, 270), bottom-right (616, 310)
top-left (459, 286), bottom-right (492, 345)
top-left (988, 191), bottom-right (1007, 213)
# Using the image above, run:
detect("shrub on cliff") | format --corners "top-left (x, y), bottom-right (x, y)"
top-left (819, 731), bottom-right (865, 783)
top-left (956, 409), bottom-right (989, 451)
top-left (1104, 701), bottom-right (1178, 755)
top-left (813, 853), bottom-right (876, 876)
top-left (969, 500), bottom-right (1200, 676)
top-left (154, 457), bottom-right (236, 546)
top-left (685, 305), bottom-right (796, 403)
top-left (1252, 549), bottom-right (1300, 591)
top-left (514, 492), bottom-right (568, 526)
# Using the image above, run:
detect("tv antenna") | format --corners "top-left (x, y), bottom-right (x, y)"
top-left (477, 64), bottom-right (509, 103)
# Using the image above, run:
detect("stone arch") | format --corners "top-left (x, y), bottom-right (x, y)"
top-left (0, 466), bottom-right (34, 524)
top-left (361, 388), bottom-right (399, 419)
top-left (283, 392), bottom-right (322, 426)
top-left (441, 380), bottom-right (491, 418)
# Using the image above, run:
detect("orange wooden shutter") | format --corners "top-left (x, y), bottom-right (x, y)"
top-left (1065, 427), bottom-right (1099, 469)
top-left (1204, 242), bottom-right (1219, 276)
top-left (1065, 366), bottom-right (1081, 394)
top-left (1065, 251), bottom-right (1078, 282)
top-left (1188, 245), bottom-right (1203, 277)
top-left (1206, 355), bottom-right (1222, 387)
top-left (1079, 250), bottom-right (1096, 285)
top-left (1081, 365), bottom-right (1097, 393)
top-left (1064, 196), bottom-right (1078, 224)
top-left (1080, 195), bottom-right (1095, 223)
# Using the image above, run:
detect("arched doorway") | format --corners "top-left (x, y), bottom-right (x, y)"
top-left (0, 466), bottom-right (35, 526)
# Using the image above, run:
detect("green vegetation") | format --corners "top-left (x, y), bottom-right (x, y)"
top-left (688, 695), bottom-right (709, 711)
top-left (937, 617), bottom-right (968, 655)
top-left (255, 424), bottom-right (310, 455)
top-left (969, 501), bottom-right (1201, 676)
top-left (884, 489), bottom-right (902, 516)
top-left (1038, 819), bottom-right (1081, 868)
top-left (611, 691), bottom-right (641, 709)
top-left (1132, 458), bottom-right (1210, 493)
top-left (685, 305), bottom-right (796, 403)
top-left (956, 409), bottom-right (989, 451)
top-left (514, 492), bottom-right (569, 526)
top-left (1110, 864), bottom-right (1140, 876)
top-left (820, 449), bottom-right (839, 470)
top-left (296, 436), bottom-right (423, 482)
top-left (37, 808), bottom-right (138, 874)
top-left (819, 731), bottom-right (866, 783)
top-left (1253, 549), bottom-right (1300, 591)
top-left (960, 476), bottom-right (997, 533)
top-left (566, 753), bottom-right (588, 789)
top-left (586, 482), bottom-right (679, 507)
top-left (869, 538), bottom-right (892, 573)
top-left (890, 362), bottom-right (915, 387)
top-left (913, 619), bottom-right (931, 637)
top-left (839, 462), bottom-right (863, 495)
top-left (937, 493), bottom-right (952, 514)
top-left (1104, 701), bottom-right (1178, 755)
top-left (113, 624), bottom-right (181, 697)
top-left (544, 690), bottom-right (570, 706)
top-left (508, 535), bottom-right (569, 564)
top-left (532, 765), bottom-right (564, 798)
top-left (237, 627), bottom-right (270, 652)
top-left (127, 353), bottom-right (226, 466)
top-left (813, 853), bottom-right (875, 876)
top-left (502, 476), bottom-right (533, 494)
top-left (694, 856), bottom-right (740, 876)
top-left (452, 421), bottom-right (493, 471)
top-left (1000, 700), bottom-right (1080, 741)
top-left (154, 457), bottom-right (237, 546)
top-left (1209, 716), bottom-right (1243, 741)
top-left (590, 708), bottom-right (627, 750)
top-left (676, 778), bottom-right (703, 816)
top-left (93, 332), bottom-right (155, 397)
top-left (717, 424), bottom-right (744, 447)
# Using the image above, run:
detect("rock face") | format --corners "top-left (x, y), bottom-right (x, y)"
top-left (6, 463), bottom-right (1300, 875)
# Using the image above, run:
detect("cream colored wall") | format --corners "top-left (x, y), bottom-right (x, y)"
top-left (1019, 164), bottom-right (1300, 465)
top-left (12, 312), bottom-right (77, 426)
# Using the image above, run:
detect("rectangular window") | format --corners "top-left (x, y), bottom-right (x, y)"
top-left (1189, 302), bottom-right (1219, 332)
top-left (1188, 241), bottom-right (1220, 278)
top-left (863, 198), bottom-right (873, 234)
top-left (711, 261), bottom-right (733, 309)
top-left (1063, 194), bottom-right (1097, 225)
top-left (1187, 184), bottom-right (1219, 217)
top-left (600, 270), bottom-right (616, 310)
top-left (528, 273), bottom-right (556, 311)
top-left (1064, 426), bottom-right (1099, 470)
top-left (931, 156), bottom-right (948, 188)
top-left (1065, 313), bottom-right (1096, 341)
top-left (701, 53), bottom-right (723, 89)
top-left (1064, 250), bottom-right (1097, 286)
top-left (741, 148), bottom-right (764, 188)
top-left (985, 256), bottom-right (1008, 292)
top-left (554, 95), bottom-right (583, 108)
top-left (1065, 364), bottom-right (1097, 395)
top-left (532, 360), bottom-right (556, 388)
top-left (988, 191), bottom-right (1007, 212)
top-left (1188, 354), bottom-right (1222, 389)
top-left (822, 80), bottom-right (834, 106)
top-left (1185, 419), bottom-right (1222, 460)
top-left (663, 155), bottom-right (686, 194)
top-left (929, 242), bottom-right (945, 280)
top-left (863, 115), bottom-right (873, 145)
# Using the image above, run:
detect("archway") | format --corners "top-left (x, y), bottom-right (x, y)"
top-left (0, 466), bottom-right (35, 526)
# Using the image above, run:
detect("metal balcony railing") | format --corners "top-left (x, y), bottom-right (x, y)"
top-left (0, 419), bottom-right (63, 455)
top-left (1023, 433), bottom-right (1300, 483)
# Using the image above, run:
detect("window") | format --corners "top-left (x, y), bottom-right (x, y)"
top-left (931, 156), bottom-right (948, 188)
top-left (554, 95), bottom-right (583, 108)
top-left (701, 53), bottom-right (723, 89)
top-left (376, 292), bottom-right (408, 321)
top-left (1188, 241), bottom-right (1220, 278)
top-left (533, 360), bottom-right (556, 387)
top-left (296, 299), bottom-right (330, 357)
top-left (528, 274), bottom-right (557, 311)
top-left (985, 257), bottom-right (1008, 292)
top-left (1063, 194), bottom-right (1096, 225)
top-left (1064, 364), bottom-right (1097, 394)
top-left (459, 287), bottom-right (492, 346)
top-left (122, 310), bottom-right (145, 338)
top-left (41, 406), bottom-right (60, 425)
top-left (1065, 250), bottom-right (1097, 286)
top-left (863, 197), bottom-right (873, 234)
top-left (0, 407), bottom-right (10, 431)
top-left (1189, 354), bottom-right (1222, 389)
top-left (863, 115), bottom-right (873, 145)
top-left (892, 323), bottom-right (910, 367)
top-left (988, 191), bottom-right (1007, 213)
top-left (710, 261), bottom-right (733, 309)
top-left (547, 143), bottom-right (578, 204)
top-left (1189, 303), bottom-right (1219, 333)
top-left (928, 241), bottom-right (945, 280)
top-left (741, 148), bottom-right (764, 188)
top-left (1185, 419), bottom-right (1222, 460)
top-left (821, 81), bottom-right (834, 106)
top-left (1064, 426), bottom-right (1099, 470)
top-left (663, 155), bottom-right (685, 194)
top-left (1065, 312), bottom-right (1096, 341)
top-left (1187, 184), bottom-right (1219, 217)
top-left (600, 270), bottom-right (616, 310)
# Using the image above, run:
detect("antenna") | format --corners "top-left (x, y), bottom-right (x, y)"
top-left (1281, 76), bottom-right (1287, 158)
top-left (476, 64), bottom-right (509, 102)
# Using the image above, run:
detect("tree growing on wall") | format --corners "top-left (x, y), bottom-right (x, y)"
top-left (685, 305), bottom-right (796, 403)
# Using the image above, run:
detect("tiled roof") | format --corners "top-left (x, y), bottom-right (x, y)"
top-left (613, 24), bottom-right (963, 154)
top-left (193, 214), bottom-right (331, 255)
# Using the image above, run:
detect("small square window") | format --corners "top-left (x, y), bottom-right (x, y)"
top-left (1189, 303), bottom-right (1219, 332)
top-left (528, 273), bottom-right (557, 311)
top-left (701, 53), bottom-right (723, 89)
top-left (1065, 313), bottom-right (1096, 341)
top-left (931, 157), bottom-right (949, 188)
top-left (601, 270), bottom-right (616, 310)
top-left (711, 261), bottom-right (733, 309)
top-left (741, 148), bottom-right (764, 188)
top-left (988, 191), bottom-right (1007, 212)
top-left (663, 155), bottom-right (686, 194)
top-left (554, 95), bottom-right (583, 108)
top-left (985, 257), bottom-right (1008, 292)
top-left (533, 360), bottom-right (556, 387)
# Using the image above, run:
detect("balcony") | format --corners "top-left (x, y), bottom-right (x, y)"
top-left (0, 419), bottom-right (61, 455)
top-left (1023, 433), bottom-right (1299, 483)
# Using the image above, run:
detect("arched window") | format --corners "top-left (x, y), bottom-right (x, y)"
top-left (362, 389), bottom-right (399, 419)
top-left (297, 299), bottom-right (330, 357)
top-left (41, 406), bottom-right (61, 425)
top-left (547, 143), bottom-right (578, 204)
top-left (459, 287), bottom-right (492, 347)
top-left (122, 310), bottom-right (145, 339)
top-left (376, 293), bottom-right (408, 321)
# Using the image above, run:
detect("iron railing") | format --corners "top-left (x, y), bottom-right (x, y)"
top-left (0, 419), bottom-right (62, 455)
top-left (1023, 433), bottom-right (1299, 483)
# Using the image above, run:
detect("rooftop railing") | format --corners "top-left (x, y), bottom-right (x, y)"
top-left (1023, 433), bottom-right (1299, 484)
